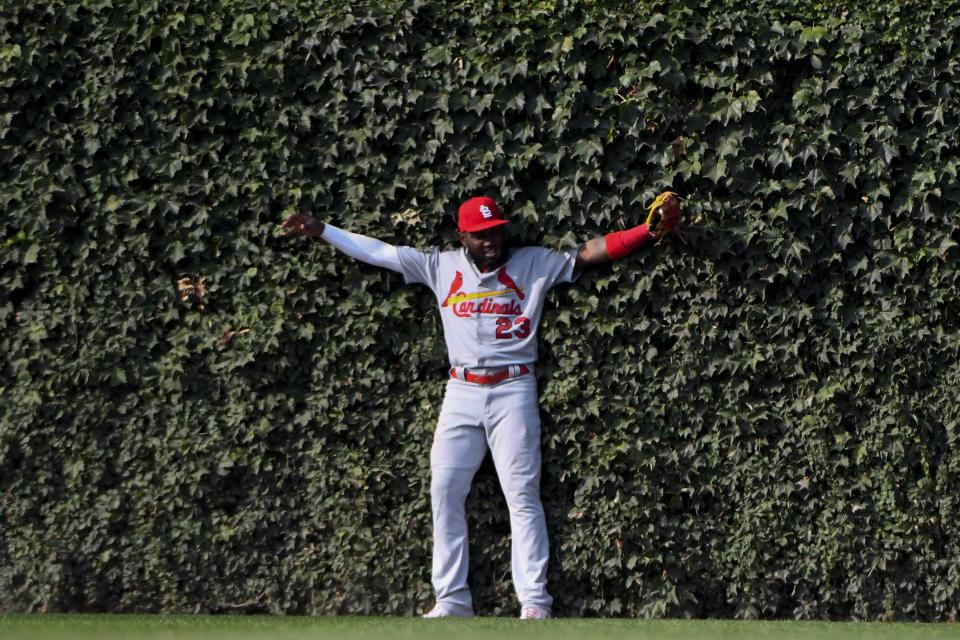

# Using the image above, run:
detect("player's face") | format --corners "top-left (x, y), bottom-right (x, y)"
top-left (460, 226), bottom-right (505, 272)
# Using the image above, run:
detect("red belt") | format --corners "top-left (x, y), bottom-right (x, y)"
top-left (451, 364), bottom-right (530, 385)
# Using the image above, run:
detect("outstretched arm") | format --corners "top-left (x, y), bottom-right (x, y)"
top-left (574, 235), bottom-right (614, 270)
top-left (573, 192), bottom-right (682, 271)
top-left (280, 213), bottom-right (402, 272)
top-left (574, 225), bottom-right (654, 270)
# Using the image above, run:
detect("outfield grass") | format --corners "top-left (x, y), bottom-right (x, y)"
top-left (1, 615), bottom-right (959, 640)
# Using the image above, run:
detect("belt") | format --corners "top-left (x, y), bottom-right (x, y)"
top-left (450, 364), bottom-right (531, 385)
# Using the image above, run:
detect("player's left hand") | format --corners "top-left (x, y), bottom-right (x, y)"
top-left (646, 192), bottom-right (681, 240)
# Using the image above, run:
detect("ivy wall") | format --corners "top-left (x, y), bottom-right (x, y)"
top-left (1, 0), bottom-right (959, 619)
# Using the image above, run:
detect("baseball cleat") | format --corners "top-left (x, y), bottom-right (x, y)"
top-left (422, 603), bottom-right (473, 618)
top-left (520, 606), bottom-right (550, 619)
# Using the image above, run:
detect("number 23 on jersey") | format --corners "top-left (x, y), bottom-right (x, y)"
top-left (496, 316), bottom-right (531, 339)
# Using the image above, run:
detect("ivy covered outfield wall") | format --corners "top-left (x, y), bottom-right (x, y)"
top-left (2, 0), bottom-right (960, 619)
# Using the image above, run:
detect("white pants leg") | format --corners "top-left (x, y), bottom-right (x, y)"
top-left (430, 382), bottom-right (487, 616)
top-left (484, 375), bottom-right (553, 612)
top-left (429, 375), bottom-right (553, 615)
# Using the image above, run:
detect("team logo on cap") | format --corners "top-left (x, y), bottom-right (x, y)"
top-left (480, 205), bottom-right (493, 219)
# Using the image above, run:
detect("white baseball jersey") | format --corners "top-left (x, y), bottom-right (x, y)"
top-left (397, 246), bottom-right (579, 368)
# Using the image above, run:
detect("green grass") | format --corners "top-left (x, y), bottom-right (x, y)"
top-left (1, 615), bottom-right (959, 640)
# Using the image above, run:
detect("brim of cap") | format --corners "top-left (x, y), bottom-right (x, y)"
top-left (460, 219), bottom-right (509, 233)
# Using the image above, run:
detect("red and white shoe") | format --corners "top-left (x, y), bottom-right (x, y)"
top-left (422, 604), bottom-right (454, 618)
top-left (520, 606), bottom-right (550, 619)
top-left (422, 603), bottom-right (473, 618)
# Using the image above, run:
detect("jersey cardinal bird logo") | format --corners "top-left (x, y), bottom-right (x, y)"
top-left (497, 267), bottom-right (525, 301)
top-left (442, 271), bottom-right (465, 307)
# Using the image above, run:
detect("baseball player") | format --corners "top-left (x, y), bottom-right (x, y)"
top-left (281, 194), bottom-right (681, 619)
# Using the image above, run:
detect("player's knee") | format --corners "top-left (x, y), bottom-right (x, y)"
top-left (506, 497), bottom-right (545, 522)
top-left (431, 468), bottom-right (472, 501)
top-left (501, 477), bottom-right (542, 510)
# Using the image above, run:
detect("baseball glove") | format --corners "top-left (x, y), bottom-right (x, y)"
top-left (645, 191), bottom-right (681, 239)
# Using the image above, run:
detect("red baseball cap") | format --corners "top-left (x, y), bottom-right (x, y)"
top-left (458, 197), bottom-right (508, 232)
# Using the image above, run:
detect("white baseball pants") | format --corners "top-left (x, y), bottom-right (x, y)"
top-left (429, 373), bottom-right (553, 616)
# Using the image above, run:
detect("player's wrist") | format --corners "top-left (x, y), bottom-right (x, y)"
top-left (605, 223), bottom-right (653, 259)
